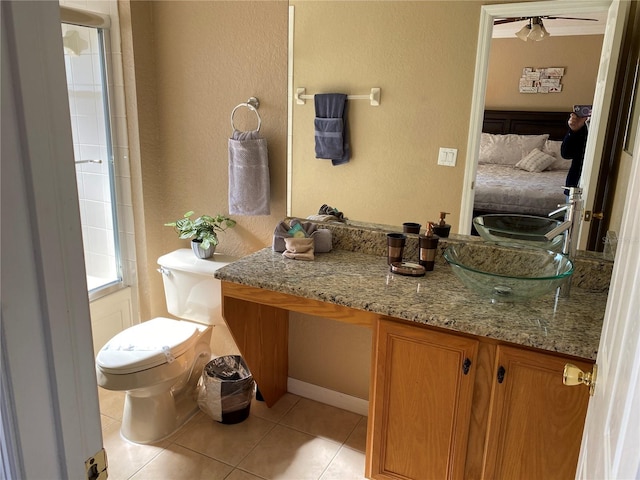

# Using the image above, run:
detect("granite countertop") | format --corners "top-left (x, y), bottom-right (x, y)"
top-left (215, 247), bottom-right (607, 360)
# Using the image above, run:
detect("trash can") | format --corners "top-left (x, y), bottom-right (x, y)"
top-left (197, 355), bottom-right (255, 424)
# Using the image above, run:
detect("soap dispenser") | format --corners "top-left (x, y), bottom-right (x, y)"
top-left (419, 222), bottom-right (440, 271)
top-left (433, 212), bottom-right (451, 238)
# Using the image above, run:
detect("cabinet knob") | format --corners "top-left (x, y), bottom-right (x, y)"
top-left (462, 358), bottom-right (472, 375)
top-left (563, 363), bottom-right (597, 396)
top-left (497, 366), bottom-right (506, 383)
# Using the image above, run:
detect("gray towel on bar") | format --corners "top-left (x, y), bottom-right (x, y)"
top-left (314, 94), bottom-right (350, 165)
top-left (228, 130), bottom-right (270, 215)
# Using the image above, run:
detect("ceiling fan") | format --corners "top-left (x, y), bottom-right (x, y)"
top-left (494, 15), bottom-right (599, 42)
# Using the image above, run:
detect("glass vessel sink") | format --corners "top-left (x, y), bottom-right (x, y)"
top-left (473, 214), bottom-right (564, 251)
top-left (443, 243), bottom-right (573, 302)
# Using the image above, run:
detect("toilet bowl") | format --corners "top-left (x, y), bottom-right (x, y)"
top-left (95, 249), bottom-right (237, 444)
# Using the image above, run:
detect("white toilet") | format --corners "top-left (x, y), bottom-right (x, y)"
top-left (95, 249), bottom-right (237, 444)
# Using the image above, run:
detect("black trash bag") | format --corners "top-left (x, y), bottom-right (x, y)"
top-left (197, 355), bottom-right (255, 424)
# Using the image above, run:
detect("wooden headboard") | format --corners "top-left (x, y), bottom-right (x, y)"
top-left (483, 110), bottom-right (569, 141)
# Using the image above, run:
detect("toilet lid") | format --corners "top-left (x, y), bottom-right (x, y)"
top-left (96, 317), bottom-right (201, 374)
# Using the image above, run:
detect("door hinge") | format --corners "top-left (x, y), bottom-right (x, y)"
top-left (85, 448), bottom-right (108, 480)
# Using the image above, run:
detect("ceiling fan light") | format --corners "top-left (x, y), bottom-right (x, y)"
top-left (515, 24), bottom-right (531, 41)
top-left (540, 24), bottom-right (550, 39)
top-left (529, 23), bottom-right (546, 41)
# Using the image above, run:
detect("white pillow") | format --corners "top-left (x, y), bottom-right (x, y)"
top-left (479, 133), bottom-right (549, 165)
top-left (543, 140), bottom-right (572, 170)
top-left (515, 148), bottom-right (556, 172)
top-left (543, 139), bottom-right (562, 158)
top-left (548, 158), bottom-right (572, 171)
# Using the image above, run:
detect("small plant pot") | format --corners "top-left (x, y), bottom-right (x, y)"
top-left (191, 240), bottom-right (216, 259)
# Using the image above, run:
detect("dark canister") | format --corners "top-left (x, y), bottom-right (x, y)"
top-left (387, 233), bottom-right (407, 264)
top-left (402, 222), bottom-right (421, 234)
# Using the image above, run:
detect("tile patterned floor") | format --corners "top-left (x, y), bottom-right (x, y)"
top-left (98, 388), bottom-right (368, 480)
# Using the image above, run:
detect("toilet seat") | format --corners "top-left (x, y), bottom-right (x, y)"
top-left (96, 317), bottom-right (201, 375)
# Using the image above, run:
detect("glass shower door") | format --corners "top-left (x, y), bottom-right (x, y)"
top-left (62, 22), bottom-right (122, 296)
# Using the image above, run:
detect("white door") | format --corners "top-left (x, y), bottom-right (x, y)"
top-left (1, 2), bottom-right (103, 478)
top-left (575, 121), bottom-right (640, 478)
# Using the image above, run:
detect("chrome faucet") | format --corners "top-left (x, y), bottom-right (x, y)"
top-left (545, 187), bottom-right (583, 296)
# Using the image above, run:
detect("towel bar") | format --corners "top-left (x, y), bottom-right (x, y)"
top-left (295, 87), bottom-right (381, 106)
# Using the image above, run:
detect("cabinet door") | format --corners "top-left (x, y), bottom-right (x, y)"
top-left (482, 345), bottom-right (592, 480)
top-left (369, 319), bottom-right (479, 480)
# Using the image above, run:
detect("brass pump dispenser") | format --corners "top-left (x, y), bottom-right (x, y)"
top-left (432, 212), bottom-right (451, 238)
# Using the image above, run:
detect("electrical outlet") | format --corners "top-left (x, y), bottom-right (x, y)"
top-left (438, 147), bottom-right (457, 167)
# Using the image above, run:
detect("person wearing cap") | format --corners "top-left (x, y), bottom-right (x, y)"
top-left (561, 108), bottom-right (590, 194)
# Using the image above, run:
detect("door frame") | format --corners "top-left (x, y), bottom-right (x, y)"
top-left (586, 2), bottom-right (640, 250)
top-left (1, 1), bottom-right (103, 477)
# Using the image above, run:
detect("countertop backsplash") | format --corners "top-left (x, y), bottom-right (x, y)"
top-left (306, 218), bottom-right (613, 293)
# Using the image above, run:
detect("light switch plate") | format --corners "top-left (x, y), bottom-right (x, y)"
top-left (438, 147), bottom-right (457, 167)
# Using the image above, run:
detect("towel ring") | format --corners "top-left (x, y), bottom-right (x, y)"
top-left (231, 97), bottom-right (261, 132)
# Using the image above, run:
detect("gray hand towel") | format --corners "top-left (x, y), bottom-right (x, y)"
top-left (314, 94), bottom-right (350, 165)
top-left (228, 130), bottom-right (270, 215)
top-left (310, 228), bottom-right (332, 252)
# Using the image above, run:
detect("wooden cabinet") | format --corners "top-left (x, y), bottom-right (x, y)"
top-left (221, 282), bottom-right (594, 480)
top-left (368, 319), bottom-right (479, 480)
top-left (368, 319), bottom-right (592, 480)
top-left (481, 345), bottom-right (592, 480)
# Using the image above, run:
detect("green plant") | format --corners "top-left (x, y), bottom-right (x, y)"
top-left (165, 211), bottom-right (236, 250)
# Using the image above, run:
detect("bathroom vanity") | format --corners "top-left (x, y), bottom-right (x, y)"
top-left (215, 228), bottom-right (609, 480)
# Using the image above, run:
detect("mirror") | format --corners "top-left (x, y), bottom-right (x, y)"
top-left (288, 1), bottom-right (617, 253)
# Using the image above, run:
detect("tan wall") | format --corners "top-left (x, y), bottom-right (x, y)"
top-left (289, 313), bottom-right (372, 399)
top-left (125, 0), bottom-right (289, 324)
top-left (611, 150), bottom-right (633, 232)
top-left (486, 35), bottom-right (603, 111)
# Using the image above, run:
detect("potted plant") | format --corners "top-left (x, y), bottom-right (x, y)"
top-left (165, 211), bottom-right (236, 259)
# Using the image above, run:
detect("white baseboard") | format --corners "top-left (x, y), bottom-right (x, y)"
top-left (287, 378), bottom-right (369, 417)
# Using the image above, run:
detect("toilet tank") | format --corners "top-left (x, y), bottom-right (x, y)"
top-left (157, 249), bottom-right (238, 325)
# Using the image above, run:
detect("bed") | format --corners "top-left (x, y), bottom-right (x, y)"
top-left (474, 110), bottom-right (572, 217)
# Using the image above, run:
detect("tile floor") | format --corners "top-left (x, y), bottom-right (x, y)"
top-left (98, 387), bottom-right (368, 480)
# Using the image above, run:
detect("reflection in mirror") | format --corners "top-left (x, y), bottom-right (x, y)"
top-left (289, 1), bottom-right (475, 233)
top-left (288, 1), bottom-right (619, 253)
top-left (624, 60), bottom-right (639, 154)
